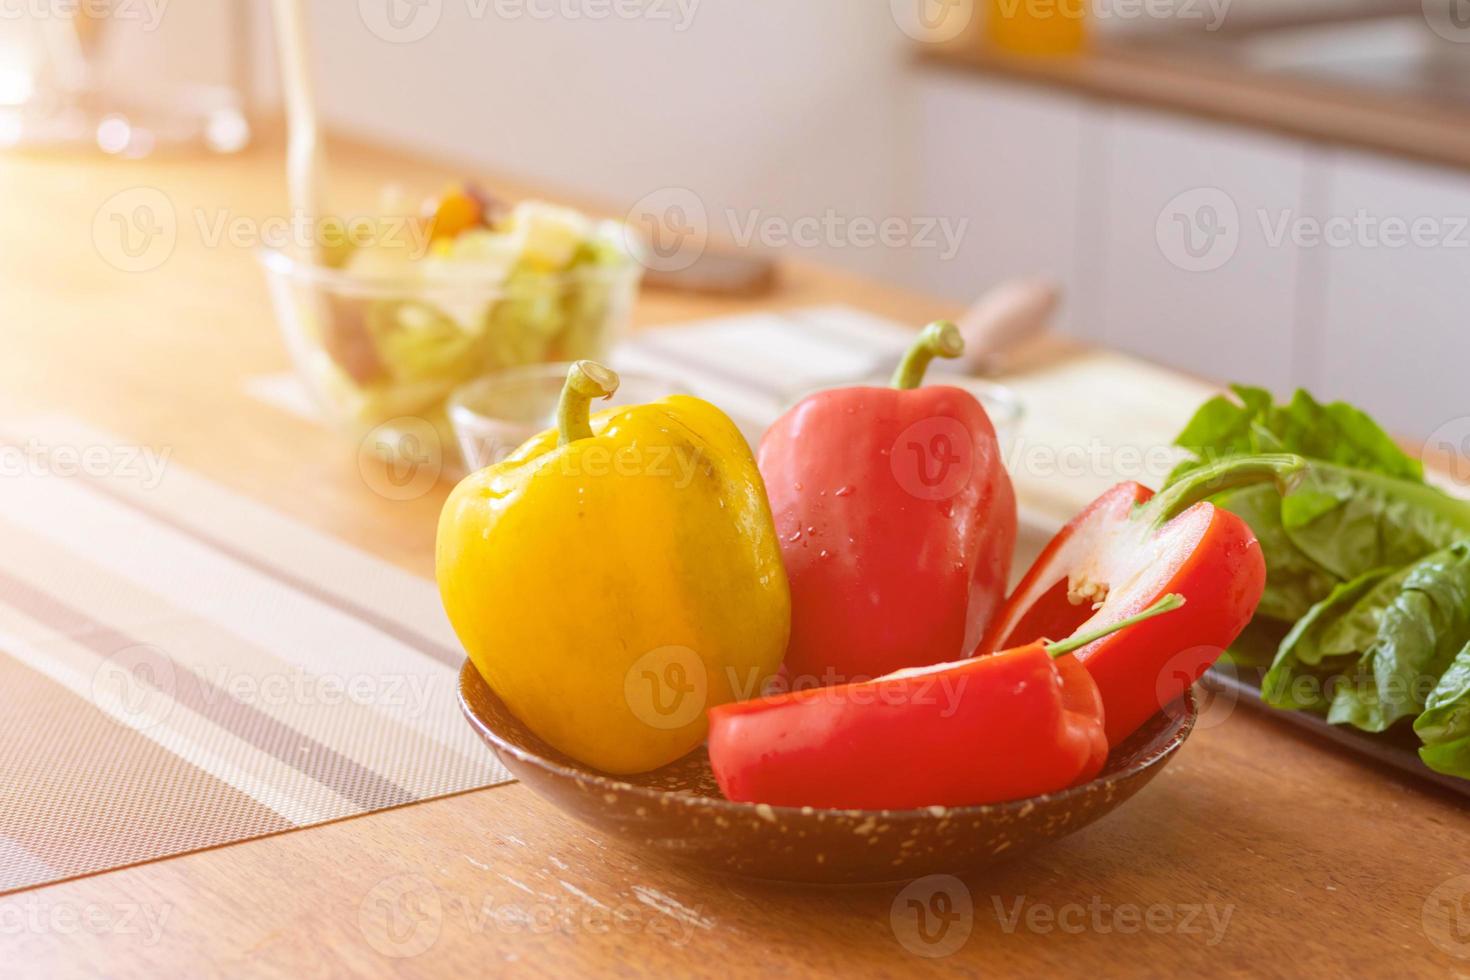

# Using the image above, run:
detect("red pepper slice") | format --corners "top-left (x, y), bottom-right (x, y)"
top-left (980, 455), bottom-right (1304, 746)
top-left (758, 322), bottom-right (1017, 684)
top-left (708, 597), bottom-right (1183, 810)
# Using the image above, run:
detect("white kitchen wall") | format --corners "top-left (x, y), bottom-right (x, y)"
top-left (1314, 149), bottom-right (1470, 441)
top-left (1092, 105), bottom-right (1310, 393)
top-left (246, 0), bottom-right (921, 282)
top-left (905, 69), bottom-right (1088, 335)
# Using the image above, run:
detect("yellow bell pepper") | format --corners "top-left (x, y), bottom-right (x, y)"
top-left (437, 361), bottom-right (791, 774)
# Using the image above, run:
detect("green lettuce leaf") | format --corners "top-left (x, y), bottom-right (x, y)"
top-left (1172, 385), bottom-right (1422, 483)
top-left (1214, 483), bottom-right (1339, 623)
top-left (1278, 465), bottom-right (1470, 583)
top-left (1262, 569), bottom-right (1395, 714)
top-left (1200, 464), bottom-right (1470, 626)
top-left (1175, 384), bottom-right (1470, 776)
top-left (1171, 388), bottom-right (1470, 625)
top-left (1415, 642), bottom-right (1470, 777)
top-left (1263, 543), bottom-right (1470, 732)
top-left (1328, 544), bottom-right (1470, 731)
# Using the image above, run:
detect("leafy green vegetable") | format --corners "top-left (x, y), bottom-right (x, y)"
top-left (1213, 483), bottom-right (1338, 623)
top-left (1172, 384), bottom-right (1422, 483)
top-left (1194, 463), bottom-right (1470, 628)
top-left (1262, 568), bottom-right (1394, 714)
top-left (1172, 386), bottom-right (1463, 624)
top-left (1262, 544), bottom-right (1470, 736)
top-left (1416, 642), bottom-right (1470, 776)
top-left (1328, 543), bottom-right (1470, 732)
top-left (1277, 465), bottom-right (1470, 588)
top-left (1172, 385), bottom-right (1470, 779)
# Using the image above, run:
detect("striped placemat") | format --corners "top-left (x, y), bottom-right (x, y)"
top-left (0, 416), bottom-right (509, 894)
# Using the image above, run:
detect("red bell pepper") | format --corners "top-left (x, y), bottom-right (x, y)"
top-left (758, 321), bottom-right (1017, 684)
top-left (707, 597), bottom-right (1184, 810)
top-left (980, 455), bottom-right (1304, 746)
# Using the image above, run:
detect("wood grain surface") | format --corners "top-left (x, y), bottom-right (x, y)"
top-left (0, 130), bottom-right (1466, 978)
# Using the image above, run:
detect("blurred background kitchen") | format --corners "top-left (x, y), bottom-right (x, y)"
top-left (3, 0), bottom-right (1467, 439)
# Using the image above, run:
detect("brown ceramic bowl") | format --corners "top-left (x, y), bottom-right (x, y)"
top-left (459, 661), bottom-right (1196, 884)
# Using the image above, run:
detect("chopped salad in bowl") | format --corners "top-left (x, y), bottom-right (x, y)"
top-left (260, 185), bottom-right (642, 460)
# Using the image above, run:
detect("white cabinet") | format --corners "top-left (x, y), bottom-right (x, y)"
top-left (1313, 151), bottom-right (1470, 439)
top-left (1091, 106), bottom-right (1310, 392)
top-left (907, 70), bottom-right (1091, 337)
top-left (905, 73), bottom-right (1469, 439)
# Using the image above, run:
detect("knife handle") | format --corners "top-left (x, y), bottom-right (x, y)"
top-left (957, 278), bottom-right (1060, 374)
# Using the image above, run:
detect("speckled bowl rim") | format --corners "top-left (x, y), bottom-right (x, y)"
top-left (458, 660), bottom-right (1197, 822)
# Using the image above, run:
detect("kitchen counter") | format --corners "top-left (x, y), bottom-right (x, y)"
top-left (920, 34), bottom-right (1470, 173)
top-left (1, 132), bottom-right (1466, 976)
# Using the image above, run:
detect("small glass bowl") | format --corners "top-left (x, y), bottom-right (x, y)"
top-left (448, 363), bottom-right (690, 472)
top-left (944, 377), bottom-right (1025, 460)
top-left (258, 234), bottom-right (643, 452)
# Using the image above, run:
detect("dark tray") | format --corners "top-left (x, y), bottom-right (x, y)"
top-left (1203, 662), bottom-right (1470, 800)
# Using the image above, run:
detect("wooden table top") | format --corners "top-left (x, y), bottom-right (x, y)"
top-left (1, 131), bottom-right (1466, 978)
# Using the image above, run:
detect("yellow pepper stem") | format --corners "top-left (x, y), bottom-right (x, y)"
top-left (557, 360), bottom-right (621, 446)
top-left (890, 321), bottom-right (964, 390)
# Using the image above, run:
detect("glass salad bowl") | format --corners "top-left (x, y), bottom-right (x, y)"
top-left (260, 195), bottom-right (643, 464)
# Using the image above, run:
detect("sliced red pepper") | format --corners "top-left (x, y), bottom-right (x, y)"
top-left (980, 455), bottom-right (1304, 746)
top-left (757, 322), bottom-right (1017, 684)
top-left (708, 597), bottom-right (1182, 810)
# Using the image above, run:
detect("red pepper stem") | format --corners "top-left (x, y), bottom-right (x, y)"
top-left (557, 360), bottom-right (620, 446)
top-left (1045, 594), bottom-right (1186, 659)
top-left (890, 321), bottom-right (964, 390)
top-left (1145, 454), bottom-right (1307, 526)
